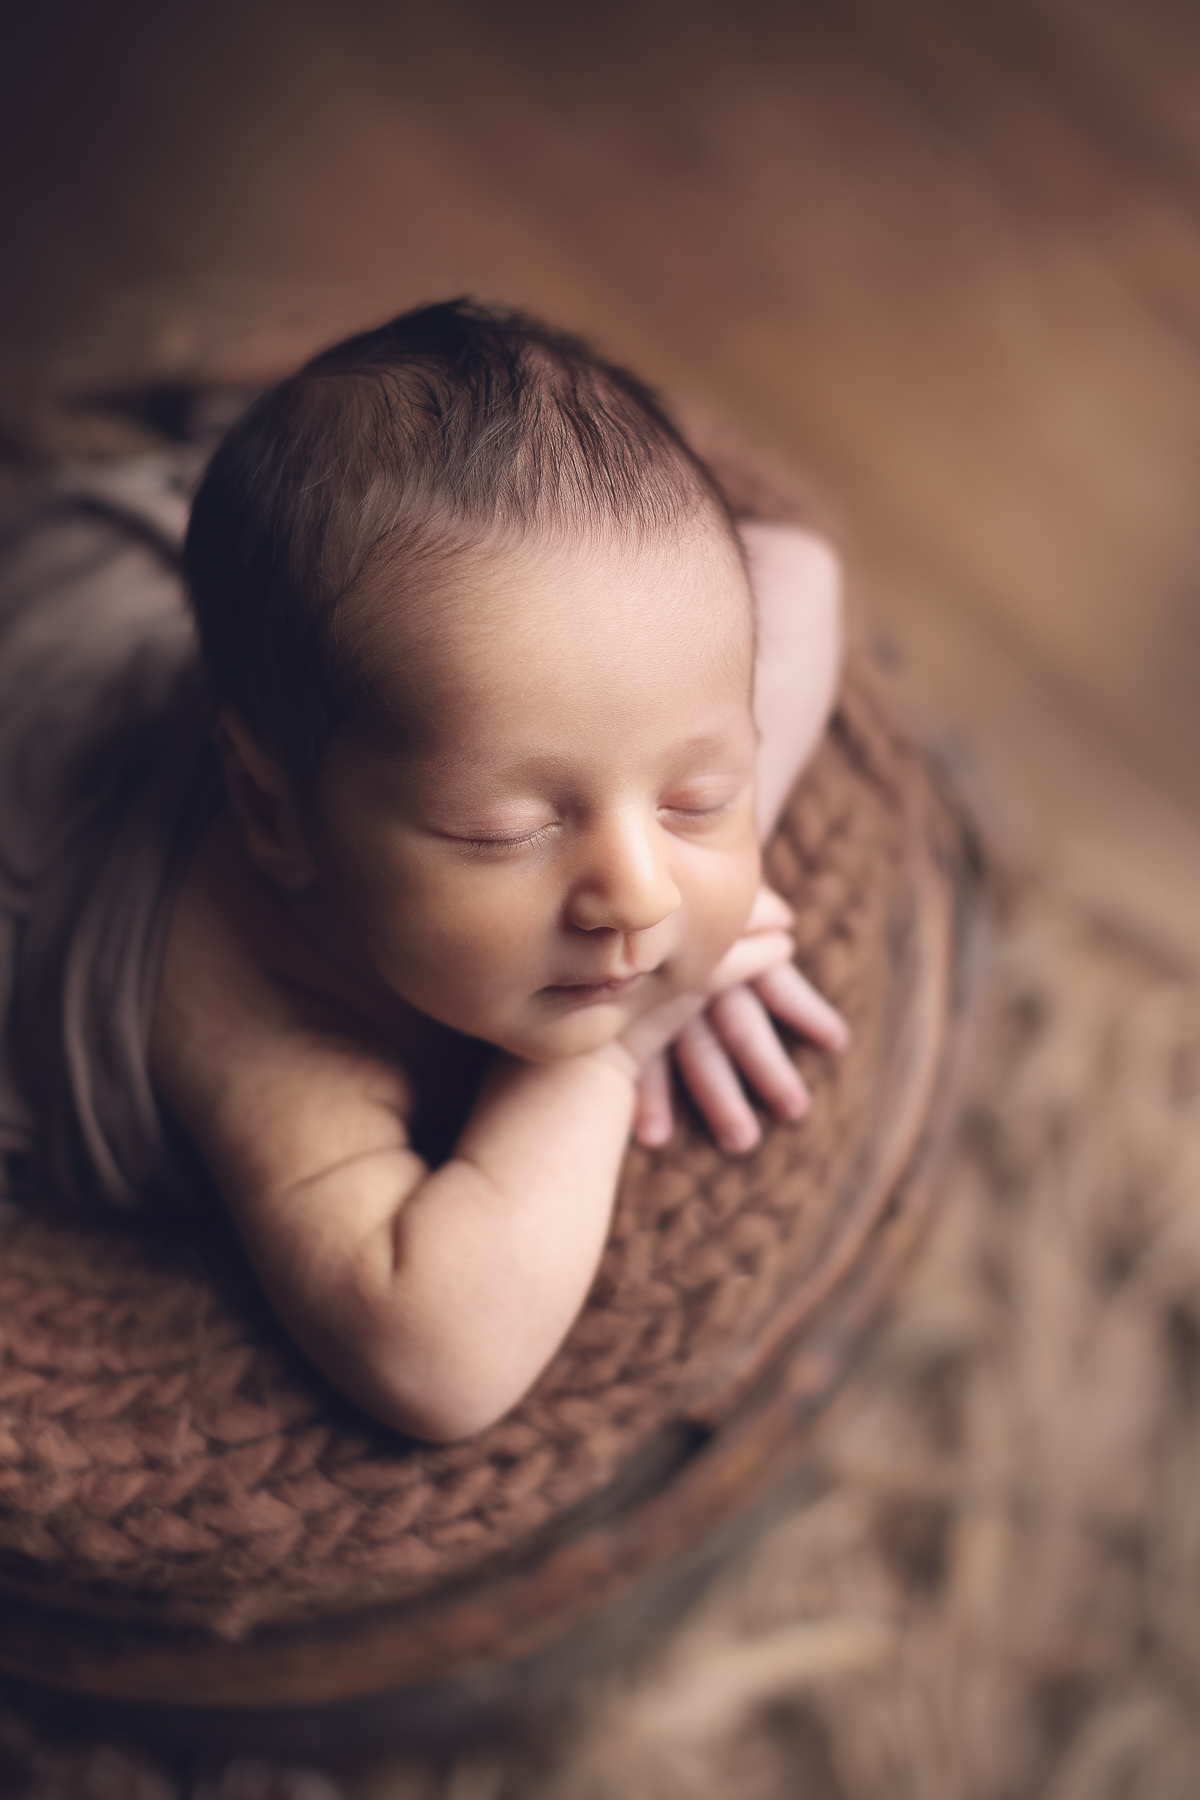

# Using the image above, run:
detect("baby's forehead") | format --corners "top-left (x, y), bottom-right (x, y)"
top-left (339, 514), bottom-right (754, 759)
top-left (361, 512), bottom-right (749, 649)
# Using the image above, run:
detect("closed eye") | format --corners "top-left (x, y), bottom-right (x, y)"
top-left (458, 826), bottom-right (556, 855)
top-left (660, 798), bottom-right (737, 824)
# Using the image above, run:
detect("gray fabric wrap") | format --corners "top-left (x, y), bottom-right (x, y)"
top-left (0, 451), bottom-right (219, 1209)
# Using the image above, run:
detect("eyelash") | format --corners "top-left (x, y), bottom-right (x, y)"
top-left (461, 803), bottom-right (730, 854)
top-left (461, 827), bottom-right (555, 855)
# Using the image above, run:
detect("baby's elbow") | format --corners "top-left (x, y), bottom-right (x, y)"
top-left (358, 1329), bottom-right (542, 1443)
top-left (327, 1245), bottom-right (561, 1442)
top-left (786, 530), bottom-right (845, 666)
top-left (375, 1372), bottom-right (530, 1444)
top-left (400, 1405), bottom-right (509, 1446)
top-left (741, 519), bottom-right (843, 614)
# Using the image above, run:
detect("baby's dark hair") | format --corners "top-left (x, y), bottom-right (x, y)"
top-left (185, 299), bottom-right (735, 790)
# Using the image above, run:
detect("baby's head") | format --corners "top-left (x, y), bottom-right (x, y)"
top-left (186, 301), bottom-right (761, 1059)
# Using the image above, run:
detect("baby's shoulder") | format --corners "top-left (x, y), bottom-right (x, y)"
top-left (151, 812), bottom-right (422, 1155)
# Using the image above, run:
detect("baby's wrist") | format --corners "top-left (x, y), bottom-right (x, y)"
top-left (589, 1038), bottom-right (642, 1091)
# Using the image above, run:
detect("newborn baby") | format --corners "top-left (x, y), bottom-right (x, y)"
top-left (150, 301), bottom-right (846, 1441)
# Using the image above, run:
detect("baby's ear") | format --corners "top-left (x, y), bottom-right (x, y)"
top-left (215, 708), bottom-right (317, 891)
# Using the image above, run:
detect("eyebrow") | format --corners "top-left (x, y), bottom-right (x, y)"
top-left (351, 702), bottom-right (757, 801)
top-left (480, 727), bottom-right (752, 783)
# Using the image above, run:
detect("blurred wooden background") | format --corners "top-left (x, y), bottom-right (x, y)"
top-left (3, 0), bottom-right (1198, 955)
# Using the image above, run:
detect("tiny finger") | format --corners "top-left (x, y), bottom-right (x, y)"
top-left (634, 1051), bottom-right (675, 1147)
top-left (710, 928), bottom-right (795, 993)
top-left (709, 985), bottom-right (810, 1119)
top-left (745, 884), bottom-right (795, 934)
top-left (674, 1015), bottom-right (760, 1154)
top-left (752, 963), bottom-right (850, 1051)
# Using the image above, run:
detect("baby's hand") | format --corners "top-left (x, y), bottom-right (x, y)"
top-left (606, 885), bottom-right (796, 1078)
top-left (632, 886), bottom-right (848, 1154)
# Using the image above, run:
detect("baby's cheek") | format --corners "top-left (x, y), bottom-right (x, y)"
top-left (407, 884), bottom-right (556, 1010)
top-left (720, 840), bottom-right (763, 933)
top-left (687, 844), bottom-right (762, 971)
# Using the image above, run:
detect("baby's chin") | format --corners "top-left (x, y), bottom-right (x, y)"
top-left (492, 987), bottom-right (648, 1064)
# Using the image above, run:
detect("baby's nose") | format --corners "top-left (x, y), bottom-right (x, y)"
top-left (566, 810), bottom-right (682, 935)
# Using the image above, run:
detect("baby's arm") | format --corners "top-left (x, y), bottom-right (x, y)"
top-left (226, 1038), bottom-right (638, 1443)
top-left (152, 824), bottom-right (792, 1443)
top-left (635, 522), bottom-right (847, 1151)
top-left (742, 521), bottom-right (844, 841)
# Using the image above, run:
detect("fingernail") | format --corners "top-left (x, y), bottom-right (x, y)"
top-left (815, 1010), bottom-right (850, 1051)
top-left (721, 1123), bottom-right (759, 1154)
